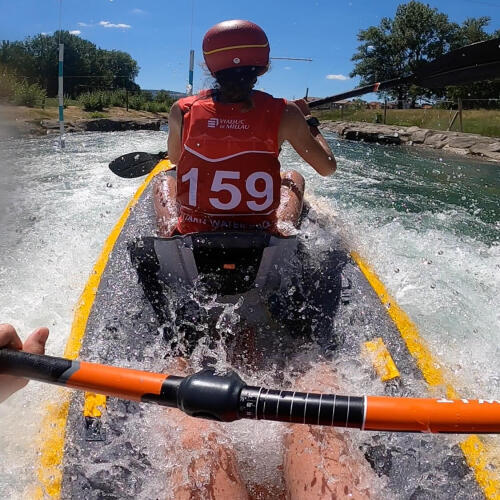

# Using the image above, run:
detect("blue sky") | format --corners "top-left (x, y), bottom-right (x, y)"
top-left (1, 0), bottom-right (498, 100)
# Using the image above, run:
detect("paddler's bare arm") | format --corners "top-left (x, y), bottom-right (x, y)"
top-left (279, 100), bottom-right (336, 177)
top-left (167, 102), bottom-right (183, 165)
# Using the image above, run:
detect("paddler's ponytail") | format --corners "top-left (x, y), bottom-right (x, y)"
top-left (213, 66), bottom-right (265, 108)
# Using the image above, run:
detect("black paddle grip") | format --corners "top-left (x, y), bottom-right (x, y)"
top-left (177, 369), bottom-right (246, 422)
top-left (239, 387), bottom-right (365, 428)
top-left (0, 348), bottom-right (73, 382)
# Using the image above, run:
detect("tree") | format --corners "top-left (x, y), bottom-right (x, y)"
top-left (0, 31), bottom-right (140, 97)
top-left (350, 2), bottom-right (462, 107)
top-left (454, 16), bottom-right (491, 46)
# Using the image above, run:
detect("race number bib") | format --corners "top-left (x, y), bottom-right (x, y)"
top-left (180, 168), bottom-right (274, 212)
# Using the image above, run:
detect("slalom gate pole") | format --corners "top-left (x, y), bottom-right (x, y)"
top-left (58, 43), bottom-right (65, 148)
top-left (188, 49), bottom-right (194, 96)
top-left (1, 349), bottom-right (499, 434)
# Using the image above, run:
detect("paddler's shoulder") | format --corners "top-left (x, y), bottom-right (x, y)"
top-left (279, 100), bottom-right (306, 127)
top-left (251, 89), bottom-right (286, 105)
top-left (176, 89), bottom-right (214, 111)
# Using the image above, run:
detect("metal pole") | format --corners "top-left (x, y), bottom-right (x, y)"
top-left (188, 49), bottom-right (194, 96)
top-left (58, 43), bottom-right (65, 148)
top-left (270, 57), bottom-right (313, 61)
top-left (458, 98), bottom-right (463, 132)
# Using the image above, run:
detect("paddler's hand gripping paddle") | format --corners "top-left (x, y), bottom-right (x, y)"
top-left (1, 348), bottom-right (499, 434)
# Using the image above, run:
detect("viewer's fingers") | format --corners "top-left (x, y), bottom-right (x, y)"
top-left (23, 327), bottom-right (49, 355)
top-left (0, 324), bottom-right (22, 350)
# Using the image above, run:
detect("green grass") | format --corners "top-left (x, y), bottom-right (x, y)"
top-left (88, 111), bottom-right (107, 118)
top-left (316, 108), bottom-right (500, 138)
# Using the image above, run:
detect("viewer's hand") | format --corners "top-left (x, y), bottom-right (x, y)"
top-left (292, 98), bottom-right (311, 117)
top-left (0, 324), bottom-right (49, 402)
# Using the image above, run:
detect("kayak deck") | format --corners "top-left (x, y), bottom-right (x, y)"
top-left (40, 168), bottom-right (484, 499)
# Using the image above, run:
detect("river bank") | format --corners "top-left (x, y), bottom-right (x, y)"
top-left (322, 121), bottom-right (500, 163)
top-left (1, 104), bottom-right (499, 163)
top-left (0, 104), bottom-right (168, 137)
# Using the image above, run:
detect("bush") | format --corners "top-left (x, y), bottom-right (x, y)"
top-left (0, 67), bottom-right (17, 101)
top-left (78, 91), bottom-right (110, 111)
top-left (13, 81), bottom-right (46, 107)
top-left (144, 101), bottom-right (158, 113)
top-left (108, 89), bottom-right (126, 107)
top-left (141, 90), bottom-right (153, 102)
top-left (128, 93), bottom-right (146, 110)
top-left (156, 101), bottom-right (170, 112)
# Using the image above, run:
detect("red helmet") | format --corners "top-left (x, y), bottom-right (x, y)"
top-left (202, 20), bottom-right (270, 75)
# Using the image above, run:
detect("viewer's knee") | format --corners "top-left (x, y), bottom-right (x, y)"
top-left (281, 170), bottom-right (305, 194)
top-left (281, 170), bottom-right (306, 199)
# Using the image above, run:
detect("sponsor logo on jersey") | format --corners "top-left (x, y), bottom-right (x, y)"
top-left (207, 118), bottom-right (219, 128)
top-left (207, 118), bottom-right (250, 130)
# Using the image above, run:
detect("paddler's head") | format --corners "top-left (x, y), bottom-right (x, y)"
top-left (203, 20), bottom-right (270, 104)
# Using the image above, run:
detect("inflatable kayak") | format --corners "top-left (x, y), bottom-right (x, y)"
top-left (32, 160), bottom-right (490, 499)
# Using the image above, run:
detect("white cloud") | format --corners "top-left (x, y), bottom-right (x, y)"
top-left (78, 22), bottom-right (91, 27)
top-left (69, 30), bottom-right (81, 35)
top-left (326, 74), bottom-right (350, 81)
top-left (99, 20), bottom-right (132, 29)
top-left (284, 66), bottom-right (292, 70)
top-left (40, 32), bottom-right (51, 36)
top-left (131, 8), bottom-right (146, 14)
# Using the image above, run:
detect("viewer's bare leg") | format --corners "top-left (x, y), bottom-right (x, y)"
top-left (153, 173), bottom-right (178, 237)
top-left (275, 170), bottom-right (305, 236)
top-left (283, 364), bottom-right (377, 499)
top-left (164, 358), bottom-right (249, 499)
top-left (166, 412), bottom-right (249, 499)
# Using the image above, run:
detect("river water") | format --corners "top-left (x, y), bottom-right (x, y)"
top-left (0, 130), bottom-right (498, 498)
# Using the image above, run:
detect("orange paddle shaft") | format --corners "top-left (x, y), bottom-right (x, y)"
top-left (1, 349), bottom-right (499, 433)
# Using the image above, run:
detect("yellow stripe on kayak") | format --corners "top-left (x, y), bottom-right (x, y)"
top-left (33, 396), bottom-right (71, 499)
top-left (461, 436), bottom-right (500, 500)
top-left (83, 393), bottom-right (107, 418)
top-left (363, 338), bottom-right (400, 382)
top-left (351, 251), bottom-right (499, 499)
top-left (64, 160), bottom-right (173, 360)
top-left (351, 252), bottom-right (448, 390)
top-left (34, 160), bottom-right (173, 499)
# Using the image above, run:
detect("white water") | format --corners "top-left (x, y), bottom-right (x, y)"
top-left (0, 131), bottom-right (498, 498)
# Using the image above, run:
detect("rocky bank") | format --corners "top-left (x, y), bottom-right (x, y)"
top-left (40, 118), bottom-right (165, 133)
top-left (322, 121), bottom-right (500, 163)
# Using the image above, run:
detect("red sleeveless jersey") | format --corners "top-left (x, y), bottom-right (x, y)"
top-left (176, 90), bottom-right (286, 234)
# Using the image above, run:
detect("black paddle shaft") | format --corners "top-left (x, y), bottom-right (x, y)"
top-left (309, 37), bottom-right (500, 107)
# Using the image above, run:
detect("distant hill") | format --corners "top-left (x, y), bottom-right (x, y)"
top-left (144, 90), bottom-right (187, 99)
